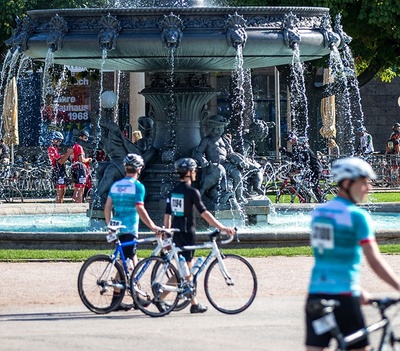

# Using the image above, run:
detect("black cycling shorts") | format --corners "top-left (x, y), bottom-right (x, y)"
top-left (118, 233), bottom-right (137, 260)
top-left (305, 293), bottom-right (369, 349)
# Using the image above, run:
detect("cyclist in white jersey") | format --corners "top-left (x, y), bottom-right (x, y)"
top-left (104, 153), bottom-right (162, 311)
top-left (305, 157), bottom-right (400, 351)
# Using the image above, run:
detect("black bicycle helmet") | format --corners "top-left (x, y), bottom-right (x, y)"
top-left (123, 153), bottom-right (144, 169)
top-left (174, 158), bottom-right (197, 174)
top-left (79, 130), bottom-right (89, 138)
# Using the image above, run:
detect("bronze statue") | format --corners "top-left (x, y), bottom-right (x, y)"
top-left (92, 119), bottom-right (155, 210)
top-left (193, 115), bottom-right (248, 204)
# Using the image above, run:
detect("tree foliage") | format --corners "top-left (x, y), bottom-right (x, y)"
top-left (0, 0), bottom-right (108, 49)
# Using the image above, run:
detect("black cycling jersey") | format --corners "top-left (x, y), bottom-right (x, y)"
top-left (165, 181), bottom-right (207, 247)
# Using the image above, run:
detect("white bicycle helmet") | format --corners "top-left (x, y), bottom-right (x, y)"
top-left (331, 157), bottom-right (376, 182)
top-left (123, 153), bottom-right (144, 169)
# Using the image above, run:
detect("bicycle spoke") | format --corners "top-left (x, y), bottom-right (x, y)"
top-left (77, 255), bottom-right (125, 314)
top-left (204, 254), bottom-right (257, 314)
top-left (131, 257), bottom-right (180, 317)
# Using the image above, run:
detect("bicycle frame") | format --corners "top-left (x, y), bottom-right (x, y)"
top-left (308, 298), bottom-right (400, 351)
top-left (150, 230), bottom-right (235, 296)
top-left (105, 225), bottom-right (172, 281)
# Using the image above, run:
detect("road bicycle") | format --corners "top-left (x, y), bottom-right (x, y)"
top-left (77, 223), bottom-right (173, 314)
top-left (275, 173), bottom-right (337, 204)
top-left (260, 158), bottom-right (291, 193)
top-left (307, 297), bottom-right (400, 350)
top-left (131, 228), bottom-right (258, 317)
top-left (0, 172), bottom-right (24, 203)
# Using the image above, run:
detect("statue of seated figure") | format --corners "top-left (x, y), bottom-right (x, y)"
top-left (193, 114), bottom-right (248, 204)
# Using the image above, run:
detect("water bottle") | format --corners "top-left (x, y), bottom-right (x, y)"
top-left (190, 257), bottom-right (204, 275)
top-left (125, 258), bottom-right (134, 272)
top-left (178, 255), bottom-right (190, 277)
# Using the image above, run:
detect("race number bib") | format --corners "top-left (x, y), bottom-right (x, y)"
top-left (312, 313), bottom-right (337, 335)
top-left (171, 193), bottom-right (184, 217)
top-left (311, 223), bottom-right (334, 253)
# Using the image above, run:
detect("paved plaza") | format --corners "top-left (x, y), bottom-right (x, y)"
top-left (1, 255), bottom-right (400, 351)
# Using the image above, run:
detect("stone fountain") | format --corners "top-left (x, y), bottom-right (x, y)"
top-left (5, 0), bottom-right (342, 226)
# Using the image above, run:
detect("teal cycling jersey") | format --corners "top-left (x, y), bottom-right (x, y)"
top-left (107, 176), bottom-right (145, 236)
top-left (308, 196), bottom-right (375, 296)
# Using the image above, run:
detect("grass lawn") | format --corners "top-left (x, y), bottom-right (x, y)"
top-left (267, 189), bottom-right (400, 203)
top-left (2, 244), bottom-right (400, 261)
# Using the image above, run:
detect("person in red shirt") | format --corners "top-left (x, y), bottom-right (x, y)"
top-left (47, 132), bottom-right (73, 203)
top-left (72, 130), bottom-right (92, 203)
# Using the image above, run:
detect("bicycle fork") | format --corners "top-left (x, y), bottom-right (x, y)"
top-left (213, 250), bottom-right (234, 286)
top-left (98, 258), bottom-right (125, 294)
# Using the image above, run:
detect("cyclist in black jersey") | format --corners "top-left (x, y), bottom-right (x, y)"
top-left (164, 157), bottom-right (235, 314)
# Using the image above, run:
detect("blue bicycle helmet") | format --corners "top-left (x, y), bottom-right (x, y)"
top-left (52, 131), bottom-right (64, 141)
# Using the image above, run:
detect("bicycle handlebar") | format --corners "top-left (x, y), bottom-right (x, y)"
top-left (159, 227), bottom-right (238, 245)
top-left (369, 297), bottom-right (400, 311)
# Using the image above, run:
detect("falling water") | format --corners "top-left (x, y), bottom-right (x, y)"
top-left (290, 42), bottom-right (309, 137)
top-left (96, 47), bottom-right (109, 150)
top-left (15, 54), bottom-right (32, 81)
top-left (226, 43), bottom-right (247, 225)
top-left (243, 68), bottom-right (255, 123)
top-left (329, 45), bottom-right (355, 155)
top-left (340, 43), bottom-right (364, 129)
top-left (51, 65), bottom-right (68, 128)
top-left (166, 47), bottom-right (178, 155)
top-left (39, 47), bottom-right (57, 148)
top-left (230, 44), bottom-right (246, 151)
top-left (114, 70), bottom-right (121, 123)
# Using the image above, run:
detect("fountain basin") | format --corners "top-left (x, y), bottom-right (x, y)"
top-left (0, 203), bottom-right (398, 250)
top-left (21, 6), bottom-right (333, 72)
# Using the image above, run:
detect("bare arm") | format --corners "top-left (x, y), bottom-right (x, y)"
top-left (136, 204), bottom-right (160, 233)
top-left (58, 148), bottom-right (73, 165)
top-left (78, 154), bottom-right (92, 164)
top-left (201, 210), bottom-right (235, 235)
top-left (163, 214), bottom-right (171, 229)
top-left (104, 196), bottom-right (113, 225)
top-left (362, 240), bottom-right (400, 291)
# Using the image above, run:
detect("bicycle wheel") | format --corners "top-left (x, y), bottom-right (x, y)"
top-left (204, 254), bottom-right (257, 314)
top-left (77, 254), bottom-right (125, 314)
top-left (131, 256), bottom-right (180, 317)
top-left (150, 258), bottom-right (192, 312)
top-left (3, 185), bottom-right (23, 203)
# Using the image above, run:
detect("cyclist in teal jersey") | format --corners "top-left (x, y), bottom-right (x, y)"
top-left (305, 157), bottom-right (400, 351)
top-left (104, 153), bottom-right (162, 311)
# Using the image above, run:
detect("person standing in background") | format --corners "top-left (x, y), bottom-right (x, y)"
top-left (48, 132), bottom-right (73, 203)
top-left (132, 130), bottom-right (142, 143)
top-left (327, 138), bottom-right (340, 158)
top-left (71, 130), bottom-right (92, 203)
top-left (357, 126), bottom-right (374, 155)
